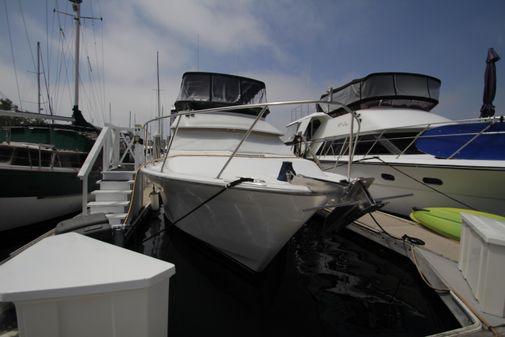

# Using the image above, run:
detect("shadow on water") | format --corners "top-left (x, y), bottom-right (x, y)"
top-left (0, 213), bottom-right (78, 261)
top-left (128, 210), bottom-right (460, 337)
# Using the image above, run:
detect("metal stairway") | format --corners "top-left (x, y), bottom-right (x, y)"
top-left (87, 170), bottom-right (136, 226)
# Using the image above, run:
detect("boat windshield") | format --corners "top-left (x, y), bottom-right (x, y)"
top-left (318, 73), bottom-right (441, 116)
top-left (175, 72), bottom-right (268, 116)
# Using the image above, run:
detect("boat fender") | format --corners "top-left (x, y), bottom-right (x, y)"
top-left (55, 213), bottom-right (113, 243)
top-left (150, 186), bottom-right (160, 211)
top-left (55, 213), bottom-right (109, 234)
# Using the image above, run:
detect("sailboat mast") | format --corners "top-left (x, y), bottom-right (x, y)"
top-left (70, 0), bottom-right (82, 112)
top-left (37, 41), bottom-right (41, 114)
top-left (157, 51), bottom-right (161, 137)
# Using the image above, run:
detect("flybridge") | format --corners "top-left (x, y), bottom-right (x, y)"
top-left (318, 72), bottom-right (442, 116)
top-left (174, 72), bottom-right (269, 116)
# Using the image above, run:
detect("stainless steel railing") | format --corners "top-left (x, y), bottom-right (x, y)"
top-left (141, 99), bottom-right (360, 182)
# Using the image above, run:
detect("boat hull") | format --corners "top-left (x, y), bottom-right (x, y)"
top-left (0, 195), bottom-right (82, 231)
top-left (323, 161), bottom-right (505, 217)
top-left (146, 174), bottom-right (329, 272)
top-left (0, 166), bottom-right (99, 231)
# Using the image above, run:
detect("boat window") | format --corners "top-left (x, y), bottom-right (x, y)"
top-left (59, 152), bottom-right (84, 168)
top-left (29, 149), bottom-right (40, 166)
top-left (212, 75), bottom-right (240, 103)
top-left (304, 120), bottom-right (321, 140)
top-left (178, 73), bottom-right (210, 101)
top-left (361, 73), bottom-right (396, 98)
top-left (240, 79), bottom-right (266, 104)
top-left (40, 150), bottom-right (52, 167)
top-left (0, 146), bottom-right (13, 163)
top-left (317, 139), bottom-right (348, 156)
top-left (53, 153), bottom-right (62, 167)
top-left (354, 135), bottom-right (391, 155)
top-left (383, 132), bottom-right (424, 154)
top-left (12, 148), bottom-right (30, 166)
top-left (395, 73), bottom-right (429, 97)
top-left (428, 77), bottom-right (440, 99)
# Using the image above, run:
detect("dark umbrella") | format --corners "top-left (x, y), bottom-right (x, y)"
top-left (480, 48), bottom-right (501, 118)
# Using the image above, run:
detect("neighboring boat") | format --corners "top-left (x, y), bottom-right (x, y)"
top-left (0, 111), bottom-right (100, 231)
top-left (141, 72), bottom-right (378, 272)
top-left (284, 72), bottom-right (505, 217)
top-left (0, 0), bottom-right (100, 231)
top-left (409, 207), bottom-right (505, 240)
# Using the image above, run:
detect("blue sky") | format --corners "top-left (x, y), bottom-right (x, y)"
top-left (1, 0), bottom-right (504, 130)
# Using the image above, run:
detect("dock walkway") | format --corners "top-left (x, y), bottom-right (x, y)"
top-left (350, 211), bottom-right (505, 336)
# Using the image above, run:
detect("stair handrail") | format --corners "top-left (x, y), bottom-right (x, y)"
top-left (78, 126), bottom-right (111, 215)
top-left (78, 124), bottom-right (141, 215)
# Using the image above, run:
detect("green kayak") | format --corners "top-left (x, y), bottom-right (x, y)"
top-left (409, 208), bottom-right (505, 241)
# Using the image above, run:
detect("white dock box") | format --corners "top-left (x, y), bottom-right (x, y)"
top-left (0, 232), bottom-right (175, 337)
top-left (458, 213), bottom-right (505, 317)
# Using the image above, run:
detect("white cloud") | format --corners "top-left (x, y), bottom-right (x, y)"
top-left (127, 0), bottom-right (275, 52)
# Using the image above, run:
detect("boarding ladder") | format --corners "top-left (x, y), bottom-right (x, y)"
top-left (88, 170), bottom-right (135, 225)
top-left (78, 124), bottom-right (144, 227)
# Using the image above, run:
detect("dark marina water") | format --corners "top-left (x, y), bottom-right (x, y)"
top-left (128, 210), bottom-right (460, 337)
top-left (0, 213), bottom-right (76, 261)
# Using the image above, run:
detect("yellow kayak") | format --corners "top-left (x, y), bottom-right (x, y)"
top-left (409, 208), bottom-right (505, 241)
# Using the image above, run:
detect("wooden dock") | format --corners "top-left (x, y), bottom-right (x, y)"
top-left (353, 211), bottom-right (460, 261)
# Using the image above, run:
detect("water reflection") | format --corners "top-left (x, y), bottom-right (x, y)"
top-left (129, 211), bottom-right (460, 337)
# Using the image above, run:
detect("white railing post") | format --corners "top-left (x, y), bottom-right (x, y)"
top-left (103, 129), bottom-right (110, 171)
top-left (112, 127), bottom-right (120, 167)
top-left (82, 177), bottom-right (88, 215)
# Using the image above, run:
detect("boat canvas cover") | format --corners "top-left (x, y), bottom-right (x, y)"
top-left (174, 72), bottom-right (268, 116)
top-left (318, 73), bottom-right (441, 116)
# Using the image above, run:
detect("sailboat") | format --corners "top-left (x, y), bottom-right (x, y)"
top-left (0, 0), bottom-right (101, 231)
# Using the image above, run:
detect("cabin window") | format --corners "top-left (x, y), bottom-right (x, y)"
top-left (212, 75), bottom-right (240, 103)
top-left (304, 120), bottom-right (321, 140)
top-left (317, 139), bottom-right (348, 156)
top-left (353, 135), bottom-right (390, 155)
top-left (40, 150), bottom-right (52, 167)
top-left (12, 148), bottom-right (30, 166)
top-left (59, 153), bottom-right (84, 168)
top-left (180, 73), bottom-right (210, 101)
top-left (382, 132), bottom-right (423, 154)
top-left (30, 149), bottom-right (41, 166)
top-left (240, 79), bottom-right (266, 104)
top-left (317, 135), bottom-right (397, 157)
top-left (0, 146), bottom-right (13, 163)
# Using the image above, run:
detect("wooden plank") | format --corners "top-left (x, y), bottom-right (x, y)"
top-left (355, 211), bottom-right (460, 262)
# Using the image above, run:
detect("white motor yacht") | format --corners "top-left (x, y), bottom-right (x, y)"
top-left (142, 72), bottom-right (377, 272)
top-left (284, 72), bottom-right (505, 218)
